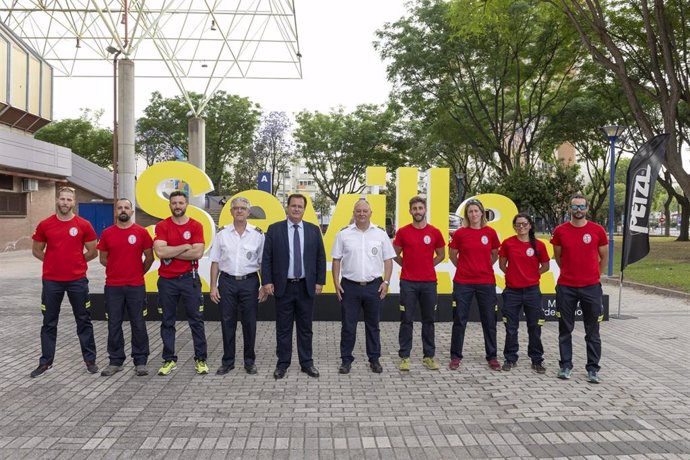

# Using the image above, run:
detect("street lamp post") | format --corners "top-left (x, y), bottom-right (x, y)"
top-left (601, 125), bottom-right (626, 277)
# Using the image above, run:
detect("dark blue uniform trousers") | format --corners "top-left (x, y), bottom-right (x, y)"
top-left (450, 283), bottom-right (497, 361)
top-left (104, 285), bottom-right (149, 366)
top-left (398, 280), bottom-right (437, 358)
top-left (39, 278), bottom-right (97, 366)
top-left (275, 280), bottom-right (314, 370)
top-left (340, 278), bottom-right (382, 364)
top-left (556, 283), bottom-right (603, 372)
top-left (157, 274), bottom-right (207, 362)
top-left (502, 285), bottom-right (545, 365)
top-left (218, 273), bottom-right (258, 367)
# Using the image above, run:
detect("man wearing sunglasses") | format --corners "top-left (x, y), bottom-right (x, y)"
top-left (550, 193), bottom-right (608, 384)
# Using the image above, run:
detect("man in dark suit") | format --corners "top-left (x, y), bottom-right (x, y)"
top-left (262, 193), bottom-right (327, 379)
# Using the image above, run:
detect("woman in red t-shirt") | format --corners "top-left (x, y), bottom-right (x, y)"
top-left (448, 199), bottom-right (501, 371)
top-left (498, 213), bottom-right (550, 374)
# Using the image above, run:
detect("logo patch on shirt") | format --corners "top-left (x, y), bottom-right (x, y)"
top-left (423, 235), bottom-right (431, 245)
top-left (128, 235), bottom-right (137, 245)
top-left (481, 235), bottom-right (489, 245)
top-left (183, 230), bottom-right (191, 240)
top-left (69, 227), bottom-right (78, 237)
top-left (246, 251), bottom-right (253, 260)
top-left (583, 233), bottom-right (592, 244)
top-left (371, 247), bottom-right (378, 256)
top-left (526, 247), bottom-right (535, 257)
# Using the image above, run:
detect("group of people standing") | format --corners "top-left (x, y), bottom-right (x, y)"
top-left (29, 187), bottom-right (608, 385)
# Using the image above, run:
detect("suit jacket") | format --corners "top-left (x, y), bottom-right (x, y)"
top-left (261, 219), bottom-right (327, 298)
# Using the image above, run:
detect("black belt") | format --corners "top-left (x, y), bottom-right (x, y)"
top-left (287, 278), bottom-right (305, 283)
top-left (221, 271), bottom-right (258, 281)
top-left (343, 277), bottom-right (382, 286)
top-left (176, 271), bottom-right (196, 279)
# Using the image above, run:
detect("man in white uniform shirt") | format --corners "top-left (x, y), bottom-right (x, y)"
top-left (210, 196), bottom-right (266, 375)
top-left (332, 199), bottom-right (395, 374)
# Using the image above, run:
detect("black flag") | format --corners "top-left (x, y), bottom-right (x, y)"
top-left (621, 134), bottom-right (669, 271)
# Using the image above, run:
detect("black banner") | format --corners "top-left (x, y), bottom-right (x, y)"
top-left (621, 134), bottom-right (669, 271)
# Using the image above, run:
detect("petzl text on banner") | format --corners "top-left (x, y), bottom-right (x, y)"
top-left (621, 134), bottom-right (669, 271)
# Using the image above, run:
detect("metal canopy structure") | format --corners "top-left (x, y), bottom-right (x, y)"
top-left (1, 0), bottom-right (302, 115)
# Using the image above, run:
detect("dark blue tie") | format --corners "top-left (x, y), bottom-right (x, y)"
top-left (293, 224), bottom-right (302, 278)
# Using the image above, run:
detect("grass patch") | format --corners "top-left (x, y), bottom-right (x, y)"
top-left (611, 236), bottom-right (690, 293)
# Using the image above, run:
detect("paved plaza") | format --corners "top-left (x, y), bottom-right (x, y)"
top-left (0, 250), bottom-right (688, 459)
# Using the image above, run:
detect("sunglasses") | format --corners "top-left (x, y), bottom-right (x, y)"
top-left (570, 204), bottom-right (588, 211)
top-left (514, 222), bottom-right (530, 228)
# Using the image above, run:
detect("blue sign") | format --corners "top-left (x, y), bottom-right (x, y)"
top-left (257, 171), bottom-right (272, 193)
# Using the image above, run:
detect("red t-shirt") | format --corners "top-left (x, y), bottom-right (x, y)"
top-left (154, 217), bottom-right (205, 278)
top-left (550, 221), bottom-right (608, 287)
top-left (97, 224), bottom-right (153, 286)
top-left (32, 215), bottom-right (97, 281)
top-left (393, 223), bottom-right (445, 282)
top-left (449, 226), bottom-right (500, 284)
top-left (499, 235), bottom-right (550, 288)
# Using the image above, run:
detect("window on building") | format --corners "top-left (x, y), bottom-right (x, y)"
top-left (0, 192), bottom-right (27, 216)
top-left (0, 174), bottom-right (13, 191)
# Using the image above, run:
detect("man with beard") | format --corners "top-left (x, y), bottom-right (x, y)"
top-left (392, 196), bottom-right (446, 372)
top-left (30, 186), bottom-right (99, 377)
top-left (97, 199), bottom-right (154, 377)
top-left (551, 193), bottom-right (608, 384)
top-left (154, 191), bottom-right (208, 376)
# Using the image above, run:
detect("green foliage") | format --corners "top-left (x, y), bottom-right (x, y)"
top-left (294, 105), bottom-right (404, 203)
top-left (136, 91), bottom-right (261, 193)
top-left (34, 109), bottom-right (112, 168)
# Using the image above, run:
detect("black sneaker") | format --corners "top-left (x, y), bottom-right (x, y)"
top-left (502, 361), bottom-right (517, 371)
top-left (338, 362), bottom-right (352, 374)
top-left (30, 364), bottom-right (52, 378)
top-left (216, 364), bottom-right (234, 375)
top-left (85, 361), bottom-right (99, 374)
top-left (531, 362), bottom-right (546, 374)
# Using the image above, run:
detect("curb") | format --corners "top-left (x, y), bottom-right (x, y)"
top-left (601, 276), bottom-right (690, 301)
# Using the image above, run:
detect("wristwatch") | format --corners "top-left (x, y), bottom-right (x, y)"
top-left (383, 280), bottom-right (390, 285)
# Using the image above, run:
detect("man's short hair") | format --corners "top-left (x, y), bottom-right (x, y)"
top-left (116, 198), bottom-right (133, 207)
top-left (169, 190), bottom-right (188, 202)
top-left (231, 196), bottom-right (251, 208)
top-left (408, 195), bottom-right (426, 208)
top-left (57, 186), bottom-right (76, 196)
top-left (569, 192), bottom-right (588, 205)
top-left (287, 193), bottom-right (307, 207)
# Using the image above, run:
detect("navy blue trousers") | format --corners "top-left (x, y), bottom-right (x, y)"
top-left (157, 274), bottom-right (207, 362)
top-left (556, 283), bottom-right (603, 372)
top-left (450, 283), bottom-right (497, 361)
top-left (218, 273), bottom-right (258, 367)
top-left (502, 285), bottom-right (544, 365)
top-left (340, 278), bottom-right (382, 364)
top-left (39, 278), bottom-right (96, 366)
top-left (398, 280), bottom-right (437, 358)
top-left (275, 280), bottom-right (314, 369)
top-left (104, 285), bottom-right (149, 366)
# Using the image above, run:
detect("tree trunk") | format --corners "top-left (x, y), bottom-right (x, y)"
top-left (678, 199), bottom-right (689, 242)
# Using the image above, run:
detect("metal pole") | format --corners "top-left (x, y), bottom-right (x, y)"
top-left (617, 271), bottom-right (624, 318)
top-left (112, 50), bottom-right (121, 204)
top-left (607, 136), bottom-right (616, 277)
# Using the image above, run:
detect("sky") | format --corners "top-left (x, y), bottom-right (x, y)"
top-left (51, 1), bottom-right (409, 123)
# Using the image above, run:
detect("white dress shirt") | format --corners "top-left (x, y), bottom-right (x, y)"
top-left (209, 223), bottom-right (264, 276)
top-left (331, 223), bottom-right (395, 282)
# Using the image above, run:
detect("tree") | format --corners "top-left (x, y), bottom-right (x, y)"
top-left (250, 112), bottom-right (294, 195)
top-left (294, 105), bottom-right (402, 203)
top-left (312, 192), bottom-right (332, 226)
top-left (549, 0), bottom-right (690, 240)
top-left (375, 0), bottom-right (584, 179)
top-left (34, 109), bottom-right (112, 168)
top-left (136, 91), bottom-right (261, 193)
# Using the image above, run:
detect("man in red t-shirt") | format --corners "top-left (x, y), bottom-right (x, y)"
top-left (97, 198), bottom-right (154, 377)
top-left (392, 196), bottom-right (445, 371)
top-left (30, 186), bottom-right (99, 378)
top-left (551, 193), bottom-right (608, 384)
top-left (154, 191), bottom-right (208, 376)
